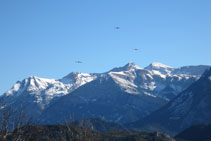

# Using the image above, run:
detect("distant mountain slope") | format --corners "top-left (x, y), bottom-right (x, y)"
top-left (172, 65), bottom-right (211, 76)
top-left (129, 67), bottom-right (211, 135)
top-left (145, 63), bottom-right (210, 76)
top-left (175, 124), bottom-right (211, 141)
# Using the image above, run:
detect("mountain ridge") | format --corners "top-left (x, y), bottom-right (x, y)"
top-left (1, 62), bottom-right (210, 125)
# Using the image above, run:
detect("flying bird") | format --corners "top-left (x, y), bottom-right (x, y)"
top-left (75, 61), bottom-right (83, 64)
top-left (115, 27), bottom-right (120, 30)
top-left (133, 48), bottom-right (139, 51)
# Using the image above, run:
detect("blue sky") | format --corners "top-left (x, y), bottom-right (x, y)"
top-left (0, 0), bottom-right (211, 94)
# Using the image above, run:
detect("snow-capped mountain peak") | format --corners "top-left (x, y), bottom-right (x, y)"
top-left (26, 76), bottom-right (56, 91)
top-left (145, 62), bottom-right (174, 74)
top-left (4, 76), bottom-right (61, 97)
top-left (60, 72), bottom-right (97, 85)
top-left (125, 62), bottom-right (142, 70)
top-left (151, 62), bottom-right (173, 68)
top-left (110, 62), bottom-right (142, 72)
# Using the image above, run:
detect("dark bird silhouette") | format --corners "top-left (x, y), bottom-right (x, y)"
top-left (75, 61), bottom-right (83, 64)
top-left (133, 48), bottom-right (139, 51)
top-left (115, 27), bottom-right (120, 29)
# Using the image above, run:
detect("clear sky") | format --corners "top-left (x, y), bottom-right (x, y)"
top-left (0, 0), bottom-right (211, 94)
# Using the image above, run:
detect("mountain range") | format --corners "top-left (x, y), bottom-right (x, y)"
top-left (0, 62), bottom-right (210, 126)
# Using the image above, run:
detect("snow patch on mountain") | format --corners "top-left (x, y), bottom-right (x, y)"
top-left (109, 71), bottom-right (139, 94)
top-left (151, 70), bottom-right (166, 79)
top-left (26, 76), bottom-right (56, 92)
top-left (5, 81), bottom-right (22, 96)
top-left (140, 81), bottom-right (156, 91)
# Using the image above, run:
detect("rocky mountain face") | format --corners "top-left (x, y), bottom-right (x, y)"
top-left (0, 62), bottom-right (209, 124)
top-left (40, 74), bottom-right (167, 124)
top-left (129, 68), bottom-right (211, 135)
top-left (108, 62), bottom-right (200, 101)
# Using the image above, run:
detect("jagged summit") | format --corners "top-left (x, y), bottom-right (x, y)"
top-left (123, 62), bottom-right (142, 70)
top-left (60, 72), bottom-right (83, 83)
top-left (110, 62), bottom-right (142, 72)
top-left (28, 75), bottom-right (40, 79)
top-left (126, 62), bottom-right (136, 67)
top-left (60, 72), bottom-right (97, 85)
